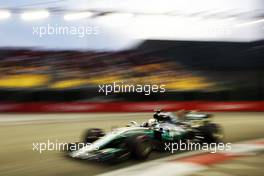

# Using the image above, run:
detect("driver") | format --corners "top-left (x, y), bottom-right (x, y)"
top-left (153, 109), bottom-right (179, 123)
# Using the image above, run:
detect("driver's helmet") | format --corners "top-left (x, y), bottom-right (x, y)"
top-left (154, 108), bottom-right (163, 114)
top-left (154, 108), bottom-right (169, 121)
top-left (153, 108), bottom-right (163, 119)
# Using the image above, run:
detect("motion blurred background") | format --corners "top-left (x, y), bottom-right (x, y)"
top-left (0, 0), bottom-right (263, 106)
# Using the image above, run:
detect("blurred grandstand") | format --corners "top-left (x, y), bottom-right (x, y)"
top-left (0, 40), bottom-right (263, 102)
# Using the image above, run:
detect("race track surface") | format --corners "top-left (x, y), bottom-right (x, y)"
top-left (0, 112), bottom-right (263, 176)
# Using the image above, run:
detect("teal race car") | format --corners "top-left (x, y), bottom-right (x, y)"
top-left (66, 110), bottom-right (223, 163)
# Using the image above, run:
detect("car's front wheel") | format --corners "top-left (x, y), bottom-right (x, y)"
top-left (196, 123), bottom-right (224, 143)
top-left (127, 134), bottom-right (152, 160)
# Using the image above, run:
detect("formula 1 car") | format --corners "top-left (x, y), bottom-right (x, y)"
top-left (66, 110), bottom-right (223, 163)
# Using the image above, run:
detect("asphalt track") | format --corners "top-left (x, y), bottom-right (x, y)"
top-left (0, 112), bottom-right (264, 176)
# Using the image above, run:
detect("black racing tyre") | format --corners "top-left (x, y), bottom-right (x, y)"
top-left (83, 128), bottom-right (105, 144)
top-left (127, 134), bottom-right (152, 160)
top-left (197, 123), bottom-right (223, 143)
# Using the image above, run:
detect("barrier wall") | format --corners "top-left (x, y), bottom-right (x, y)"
top-left (0, 101), bottom-right (263, 112)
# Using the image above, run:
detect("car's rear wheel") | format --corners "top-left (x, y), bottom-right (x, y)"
top-left (127, 135), bottom-right (152, 160)
top-left (197, 123), bottom-right (224, 143)
top-left (83, 128), bottom-right (105, 144)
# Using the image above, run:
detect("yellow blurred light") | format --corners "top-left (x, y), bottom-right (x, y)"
top-left (50, 79), bottom-right (88, 89)
top-left (0, 74), bottom-right (49, 88)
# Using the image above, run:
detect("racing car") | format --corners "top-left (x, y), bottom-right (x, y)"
top-left (66, 110), bottom-right (223, 163)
